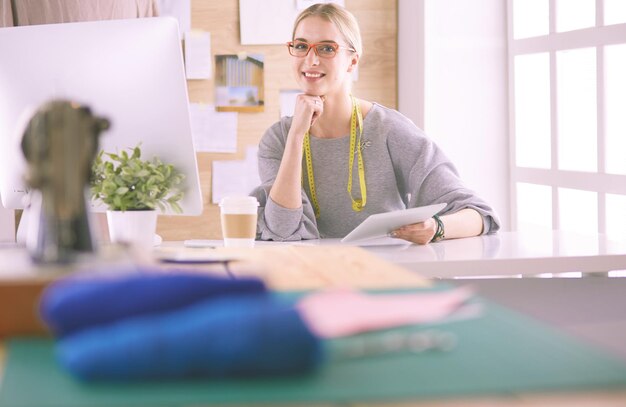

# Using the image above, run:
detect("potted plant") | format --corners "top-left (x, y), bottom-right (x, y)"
top-left (91, 144), bottom-right (185, 247)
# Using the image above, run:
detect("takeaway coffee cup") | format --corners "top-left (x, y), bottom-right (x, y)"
top-left (219, 196), bottom-right (259, 247)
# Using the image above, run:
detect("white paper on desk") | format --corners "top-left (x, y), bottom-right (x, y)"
top-left (184, 31), bottom-right (212, 80)
top-left (280, 89), bottom-right (301, 118)
top-left (189, 104), bottom-right (237, 153)
top-left (157, 0), bottom-right (191, 38)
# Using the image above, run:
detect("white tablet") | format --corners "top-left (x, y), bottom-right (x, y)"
top-left (341, 203), bottom-right (447, 244)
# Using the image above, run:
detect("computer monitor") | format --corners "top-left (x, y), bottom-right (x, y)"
top-left (0, 17), bottom-right (203, 216)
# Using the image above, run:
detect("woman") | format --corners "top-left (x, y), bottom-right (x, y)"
top-left (252, 3), bottom-right (499, 244)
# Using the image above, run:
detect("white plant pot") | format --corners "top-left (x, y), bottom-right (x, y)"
top-left (106, 210), bottom-right (157, 248)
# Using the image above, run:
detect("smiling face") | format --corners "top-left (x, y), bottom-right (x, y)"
top-left (291, 16), bottom-right (358, 97)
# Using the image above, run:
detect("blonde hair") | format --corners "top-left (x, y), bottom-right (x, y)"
top-left (292, 3), bottom-right (363, 58)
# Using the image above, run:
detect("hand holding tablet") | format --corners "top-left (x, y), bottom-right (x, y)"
top-left (341, 203), bottom-right (447, 244)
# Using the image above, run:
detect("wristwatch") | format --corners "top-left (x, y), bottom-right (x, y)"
top-left (430, 215), bottom-right (445, 243)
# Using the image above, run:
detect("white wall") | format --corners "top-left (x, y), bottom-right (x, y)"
top-left (398, 0), bottom-right (510, 230)
top-left (0, 205), bottom-right (15, 242)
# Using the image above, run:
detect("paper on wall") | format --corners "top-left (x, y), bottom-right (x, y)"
top-left (156, 0), bottom-right (191, 38)
top-left (245, 145), bottom-right (261, 189)
top-left (279, 90), bottom-right (301, 118)
top-left (296, 0), bottom-right (345, 11)
top-left (189, 104), bottom-right (237, 153)
top-left (212, 147), bottom-right (260, 204)
top-left (239, 0), bottom-right (298, 45)
top-left (184, 31), bottom-right (212, 80)
top-left (239, 0), bottom-right (347, 45)
top-left (212, 160), bottom-right (248, 204)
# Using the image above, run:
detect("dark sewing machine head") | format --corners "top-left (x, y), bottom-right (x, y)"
top-left (21, 100), bottom-right (110, 264)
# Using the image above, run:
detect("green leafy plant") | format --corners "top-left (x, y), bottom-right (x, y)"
top-left (91, 144), bottom-right (185, 213)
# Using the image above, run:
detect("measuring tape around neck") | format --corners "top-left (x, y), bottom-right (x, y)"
top-left (303, 95), bottom-right (366, 218)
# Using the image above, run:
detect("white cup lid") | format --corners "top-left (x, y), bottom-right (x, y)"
top-left (219, 196), bottom-right (259, 207)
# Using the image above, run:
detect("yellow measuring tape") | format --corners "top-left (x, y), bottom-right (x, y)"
top-left (303, 95), bottom-right (366, 218)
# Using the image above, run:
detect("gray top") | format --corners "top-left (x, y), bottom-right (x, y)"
top-left (251, 103), bottom-right (500, 241)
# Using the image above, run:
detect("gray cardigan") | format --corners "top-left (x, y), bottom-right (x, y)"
top-left (252, 103), bottom-right (500, 240)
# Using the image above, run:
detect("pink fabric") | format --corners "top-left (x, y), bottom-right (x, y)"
top-left (297, 287), bottom-right (477, 339)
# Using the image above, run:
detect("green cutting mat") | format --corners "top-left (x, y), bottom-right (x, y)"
top-left (2, 299), bottom-right (626, 407)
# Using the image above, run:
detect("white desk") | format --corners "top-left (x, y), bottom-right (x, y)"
top-left (343, 230), bottom-right (626, 279)
top-left (176, 230), bottom-right (626, 279)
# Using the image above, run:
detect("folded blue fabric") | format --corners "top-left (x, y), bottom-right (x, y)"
top-left (57, 294), bottom-right (323, 380)
top-left (40, 271), bottom-right (266, 336)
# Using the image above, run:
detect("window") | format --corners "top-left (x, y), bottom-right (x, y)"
top-left (514, 53), bottom-right (551, 168)
top-left (556, 0), bottom-right (595, 32)
top-left (556, 47), bottom-right (597, 172)
top-left (604, 43), bottom-right (626, 175)
top-left (513, 0), bottom-right (549, 39)
top-left (509, 0), bottom-right (626, 238)
top-left (606, 194), bottom-right (626, 240)
top-left (516, 183), bottom-right (552, 229)
top-left (604, 0), bottom-right (626, 25)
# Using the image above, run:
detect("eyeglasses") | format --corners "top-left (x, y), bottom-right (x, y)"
top-left (286, 41), bottom-right (355, 59)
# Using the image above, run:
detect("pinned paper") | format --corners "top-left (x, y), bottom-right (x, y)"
top-left (156, 0), bottom-right (191, 38)
top-left (212, 147), bottom-right (261, 204)
top-left (296, 0), bottom-right (345, 11)
top-left (279, 90), bottom-right (301, 118)
top-left (244, 145), bottom-right (261, 187)
top-left (189, 104), bottom-right (237, 153)
top-left (239, 0), bottom-right (297, 45)
top-left (239, 0), bottom-right (347, 45)
top-left (184, 31), bottom-right (212, 80)
top-left (214, 54), bottom-right (264, 110)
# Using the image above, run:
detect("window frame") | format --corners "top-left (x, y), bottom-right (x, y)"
top-left (508, 0), bottom-right (626, 234)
